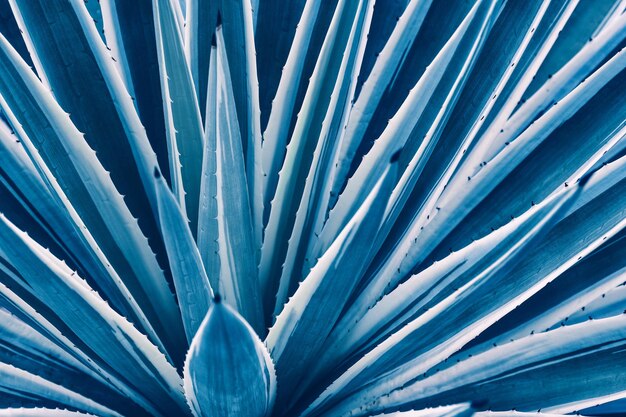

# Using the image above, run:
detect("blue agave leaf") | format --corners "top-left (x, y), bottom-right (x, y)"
top-left (0, 280), bottom-right (162, 416)
top-left (230, 0), bottom-right (265, 260)
top-left (185, 0), bottom-right (263, 248)
top-left (320, 185), bottom-right (584, 373)
top-left (375, 315), bottom-right (626, 414)
top-left (260, 0), bottom-right (370, 324)
top-left (566, 281), bottom-right (626, 324)
top-left (170, 0), bottom-right (185, 34)
top-left (417, 0), bottom-right (569, 181)
top-left (0, 0), bottom-right (624, 415)
top-left (312, 0), bottom-right (499, 267)
top-left (583, 400), bottom-right (626, 417)
top-left (154, 168), bottom-right (213, 342)
top-left (364, 41), bottom-right (626, 315)
top-left (371, 404), bottom-right (473, 417)
top-left (186, 0), bottom-right (260, 152)
top-left (273, 0), bottom-right (374, 316)
top-left (0, 32), bottom-right (187, 359)
top-left (255, 0), bottom-right (307, 132)
top-left (267, 157), bottom-right (397, 411)
top-left (0, 138), bottom-right (74, 269)
top-left (469, 236), bottom-right (626, 351)
top-left (515, 0), bottom-right (622, 110)
top-left (365, 0), bottom-right (581, 287)
top-left (416, 157), bottom-right (626, 363)
top-left (353, 0), bottom-right (410, 100)
top-left (184, 297), bottom-right (276, 417)
top-left (197, 37), bottom-right (221, 305)
top-left (196, 26), bottom-right (264, 333)
top-left (0, 309), bottom-right (146, 416)
top-left (329, 0), bottom-right (506, 208)
top-left (0, 215), bottom-right (189, 416)
top-left (184, 0), bottom-right (219, 119)
top-left (0, 363), bottom-right (120, 417)
top-left (0, 409), bottom-right (96, 417)
top-left (452, 158), bottom-right (626, 357)
top-left (82, 0), bottom-right (104, 40)
top-left (469, 0), bottom-right (578, 141)
top-left (464, 11), bottom-right (626, 174)
top-left (0, 116), bottom-right (148, 328)
top-left (305, 182), bottom-right (581, 415)
top-left (153, 0), bottom-right (204, 233)
top-left (9, 0), bottom-right (177, 246)
top-left (475, 414), bottom-right (575, 417)
top-left (379, 0), bottom-right (564, 240)
top-left (99, 0), bottom-right (170, 182)
top-left (312, 157), bottom-right (626, 415)
top-left (424, 55), bottom-right (626, 272)
top-left (0, 0), bottom-right (31, 67)
top-left (261, 0), bottom-right (335, 210)
top-left (8, 0), bottom-right (165, 260)
top-left (0, 304), bottom-right (86, 376)
top-left (329, 0), bottom-right (433, 202)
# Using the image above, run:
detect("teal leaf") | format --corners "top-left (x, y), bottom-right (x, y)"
top-left (260, 0), bottom-right (371, 324)
top-left (0, 309), bottom-right (140, 414)
top-left (0, 363), bottom-right (120, 417)
top-left (261, 0), bottom-right (331, 209)
top-left (475, 414), bottom-right (574, 417)
top-left (0, 111), bottom-right (145, 330)
top-left (197, 36), bottom-right (221, 304)
top-left (100, 0), bottom-right (170, 182)
top-left (184, 297), bottom-right (276, 417)
top-left (305, 180), bottom-right (582, 416)
top-left (272, 0), bottom-right (374, 316)
top-left (0, 214), bottom-right (188, 416)
top-left (255, 0), bottom-right (307, 132)
top-left (0, 409), bottom-right (97, 417)
top-left (329, 0), bottom-right (434, 202)
top-left (153, 0), bottom-right (205, 233)
top-left (313, 0), bottom-right (499, 264)
top-left (0, 32), bottom-right (186, 361)
top-left (379, 315), bottom-right (626, 414)
top-left (185, 0), bottom-right (263, 250)
top-left (0, 280), bottom-right (161, 416)
top-left (196, 26), bottom-right (263, 333)
top-left (267, 157), bottom-right (397, 410)
top-left (8, 0), bottom-right (164, 258)
top-left (154, 167), bottom-right (213, 342)
top-left (366, 38), bottom-right (626, 312)
top-left (0, 1), bottom-right (624, 415)
top-left (371, 404), bottom-right (474, 417)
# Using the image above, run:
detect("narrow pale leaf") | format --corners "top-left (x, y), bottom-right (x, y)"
top-left (154, 168), bottom-right (213, 342)
top-left (267, 158), bottom-right (397, 410)
top-left (153, 0), bottom-right (204, 232)
top-left (0, 363), bottom-right (120, 417)
top-left (0, 32), bottom-right (186, 360)
top-left (0, 214), bottom-right (188, 416)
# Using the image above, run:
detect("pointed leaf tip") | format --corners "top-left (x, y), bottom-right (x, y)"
top-left (184, 302), bottom-right (276, 417)
top-left (211, 33), bottom-right (217, 48)
top-left (216, 11), bottom-right (222, 27)
top-left (154, 168), bottom-right (212, 341)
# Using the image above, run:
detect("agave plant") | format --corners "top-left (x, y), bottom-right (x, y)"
top-left (0, 0), bottom-right (625, 416)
